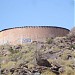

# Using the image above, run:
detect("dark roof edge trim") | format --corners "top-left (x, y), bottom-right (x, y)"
top-left (0, 26), bottom-right (70, 32)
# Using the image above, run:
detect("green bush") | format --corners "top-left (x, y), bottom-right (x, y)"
top-left (70, 44), bottom-right (75, 49)
top-left (46, 38), bottom-right (53, 44)
top-left (8, 47), bottom-right (19, 54)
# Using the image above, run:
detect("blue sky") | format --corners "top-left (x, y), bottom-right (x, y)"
top-left (0, 0), bottom-right (74, 30)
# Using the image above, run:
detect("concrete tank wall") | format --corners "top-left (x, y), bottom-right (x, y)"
top-left (0, 26), bottom-right (70, 45)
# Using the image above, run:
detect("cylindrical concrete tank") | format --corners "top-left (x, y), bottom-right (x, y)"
top-left (0, 26), bottom-right (70, 45)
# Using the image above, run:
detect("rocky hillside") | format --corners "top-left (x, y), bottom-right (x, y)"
top-left (0, 27), bottom-right (75, 75)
